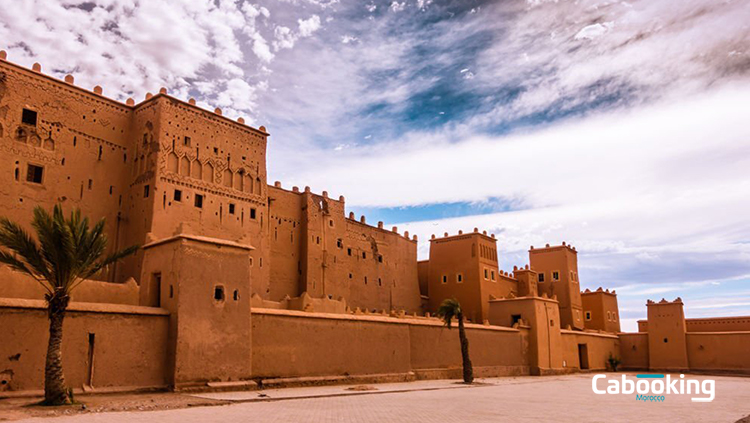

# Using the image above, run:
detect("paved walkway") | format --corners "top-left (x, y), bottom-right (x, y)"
top-left (8, 374), bottom-right (750, 422)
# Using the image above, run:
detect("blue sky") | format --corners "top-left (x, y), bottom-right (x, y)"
top-left (2, 0), bottom-right (749, 331)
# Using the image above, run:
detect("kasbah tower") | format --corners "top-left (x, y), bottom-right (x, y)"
top-left (1, 51), bottom-right (747, 393)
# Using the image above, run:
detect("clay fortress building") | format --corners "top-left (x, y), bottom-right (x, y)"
top-left (0, 53), bottom-right (748, 393)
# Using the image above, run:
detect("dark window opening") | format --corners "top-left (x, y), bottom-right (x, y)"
top-left (143, 184), bottom-right (150, 198)
top-left (88, 179), bottom-right (93, 190)
top-left (349, 273), bottom-right (353, 279)
top-left (347, 248), bottom-right (352, 256)
top-left (109, 186), bottom-right (113, 195)
top-left (538, 273), bottom-right (545, 283)
top-left (169, 285), bottom-right (174, 298)
top-left (195, 194), bottom-right (204, 208)
top-left (184, 136), bottom-right (191, 146)
top-left (552, 271), bottom-right (560, 281)
top-left (229, 203), bottom-right (235, 214)
top-left (442, 275), bottom-right (447, 284)
top-left (512, 314), bottom-right (522, 326)
top-left (337, 239), bottom-right (343, 248)
top-left (214, 285), bottom-right (225, 302)
top-left (362, 252), bottom-right (366, 259)
top-left (26, 164), bottom-right (43, 184)
top-left (22, 108), bottom-right (37, 126)
top-left (233, 290), bottom-right (239, 301)
top-left (250, 208), bottom-right (256, 219)
top-left (378, 255), bottom-right (383, 263)
top-left (174, 189), bottom-right (182, 202)
top-left (378, 278), bottom-right (382, 286)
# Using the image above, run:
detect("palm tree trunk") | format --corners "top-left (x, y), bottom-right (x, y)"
top-left (457, 312), bottom-right (474, 383)
top-left (44, 292), bottom-right (70, 405)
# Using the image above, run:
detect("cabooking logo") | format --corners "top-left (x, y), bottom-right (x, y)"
top-left (592, 374), bottom-right (715, 402)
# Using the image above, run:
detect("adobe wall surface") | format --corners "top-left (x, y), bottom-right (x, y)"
top-left (0, 268), bottom-right (139, 306)
top-left (251, 309), bottom-right (412, 378)
top-left (426, 232), bottom-right (507, 322)
top-left (639, 317), bottom-right (750, 333)
top-left (581, 290), bottom-right (620, 333)
top-left (618, 332), bottom-right (649, 370)
top-left (560, 330), bottom-right (620, 371)
top-left (408, 322), bottom-right (529, 374)
top-left (530, 245), bottom-right (583, 330)
top-left (686, 332), bottom-right (750, 372)
top-left (140, 237), bottom-right (253, 387)
top-left (251, 309), bottom-right (530, 380)
top-left (0, 299), bottom-right (168, 393)
top-left (0, 60), bottom-right (134, 283)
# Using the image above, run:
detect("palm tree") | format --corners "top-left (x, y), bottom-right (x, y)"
top-left (0, 205), bottom-right (138, 405)
top-left (437, 298), bottom-right (474, 383)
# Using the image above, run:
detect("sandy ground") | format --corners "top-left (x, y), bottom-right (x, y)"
top-left (1, 373), bottom-right (748, 422)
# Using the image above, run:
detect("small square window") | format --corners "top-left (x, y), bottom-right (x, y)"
top-left (607, 311), bottom-right (612, 321)
top-left (22, 108), bottom-right (37, 126)
top-left (250, 208), bottom-right (256, 219)
top-left (229, 203), bottom-right (235, 214)
top-left (184, 136), bottom-right (191, 146)
top-left (213, 147), bottom-right (219, 154)
top-left (378, 255), bottom-right (383, 263)
top-left (143, 184), bottom-right (150, 198)
top-left (552, 271), bottom-right (560, 281)
top-left (337, 239), bottom-right (343, 248)
top-left (484, 269), bottom-right (489, 280)
top-left (329, 219), bottom-right (334, 227)
top-left (538, 273), bottom-right (545, 283)
top-left (347, 248), bottom-right (352, 256)
top-left (491, 271), bottom-right (495, 281)
top-left (585, 311), bottom-right (592, 321)
top-left (194, 194), bottom-right (204, 208)
top-left (174, 189), bottom-right (182, 202)
top-left (26, 164), bottom-right (43, 184)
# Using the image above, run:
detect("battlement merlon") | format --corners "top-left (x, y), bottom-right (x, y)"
top-left (529, 242), bottom-right (577, 254)
top-left (647, 297), bottom-right (684, 306)
top-left (581, 287), bottom-right (617, 296)
top-left (267, 182), bottom-right (417, 242)
top-left (0, 50), bottom-right (269, 138)
top-left (429, 228), bottom-right (496, 243)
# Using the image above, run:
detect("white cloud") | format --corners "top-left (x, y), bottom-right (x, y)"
top-left (298, 15), bottom-right (321, 37)
top-left (390, 2), bottom-right (406, 12)
top-left (574, 22), bottom-right (614, 40)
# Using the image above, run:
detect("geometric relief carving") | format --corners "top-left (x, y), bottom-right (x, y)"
top-left (167, 152), bottom-right (178, 173)
top-left (191, 160), bottom-right (202, 180)
top-left (179, 156), bottom-right (190, 176)
top-left (235, 170), bottom-right (244, 191)
top-left (223, 168), bottom-right (233, 187)
top-left (204, 162), bottom-right (214, 183)
top-left (250, 175), bottom-right (253, 193)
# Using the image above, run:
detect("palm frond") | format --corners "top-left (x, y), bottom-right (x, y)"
top-left (0, 216), bottom-right (51, 283)
top-left (1, 204), bottom-right (141, 297)
top-left (437, 298), bottom-right (462, 328)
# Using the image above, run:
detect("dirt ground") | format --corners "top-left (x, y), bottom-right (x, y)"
top-left (0, 392), bottom-right (229, 421)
